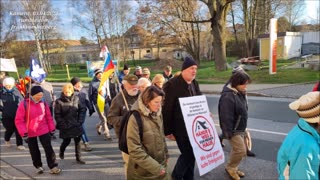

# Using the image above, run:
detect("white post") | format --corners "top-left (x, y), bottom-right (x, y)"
top-left (269, 18), bottom-right (277, 74)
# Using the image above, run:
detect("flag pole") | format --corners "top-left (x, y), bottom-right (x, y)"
top-left (114, 71), bottom-right (129, 111)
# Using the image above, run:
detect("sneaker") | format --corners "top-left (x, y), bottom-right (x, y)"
top-left (225, 168), bottom-right (240, 180)
top-left (50, 167), bottom-right (61, 174)
top-left (36, 167), bottom-right (44, 174)
top-left (5, 141), bottom-right (11, 147)
top-left (17, 145), bottom-right (26, 150)
top-left (76, 158), bottom-right (86, 164)
top-left (96, 125), bottom-right (101, 135)
top-left (83, 143), bottom-right (92, 152)
top-left (237, 170), bottom-right (245, 177)
top-left (247, 150), bottom-right (256, 157)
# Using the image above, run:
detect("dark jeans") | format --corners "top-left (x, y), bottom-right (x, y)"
top-left (172, 135), bottom-right (195, 180)
top-left (27, 133), bottom-right (58, 169)
top-left (60, 136), bottom-right (81, 159)
top-left (2, 118), bottom-right (23, 146)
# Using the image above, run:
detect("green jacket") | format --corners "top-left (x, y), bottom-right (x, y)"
top-left (126, 96), bottom-right (169, 180)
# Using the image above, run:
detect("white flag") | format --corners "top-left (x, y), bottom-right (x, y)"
top-left (0, 58), bottom-right (18, 72)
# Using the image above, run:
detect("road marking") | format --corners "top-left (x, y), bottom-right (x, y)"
top-left (214, 124), bottom-right (288, 136)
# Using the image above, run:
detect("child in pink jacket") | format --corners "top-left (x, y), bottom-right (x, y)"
top-left (15, 86), bottom-right (61, 174)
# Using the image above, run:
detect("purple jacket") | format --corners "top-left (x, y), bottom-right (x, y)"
top-left (15, 99), bottom-right (55, 137)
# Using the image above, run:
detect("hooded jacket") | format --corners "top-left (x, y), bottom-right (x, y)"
top-left (54, 93), bottom-right (86, 139)
top-left (277, 119), bottom-right (320, 180)
top-left (218, 85), bottom-right (248, 139)
top-left (15, 98), bottom-right (55, 137)
top-left (126, 96), bottom-right (169, 180)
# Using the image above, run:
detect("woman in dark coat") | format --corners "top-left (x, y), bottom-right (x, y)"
top-left (0, 77), bottom-right (24, 150)
top-left (54, 83), bottom-right (86, 164)
top-left (218, 72), bottom-right (251, 180)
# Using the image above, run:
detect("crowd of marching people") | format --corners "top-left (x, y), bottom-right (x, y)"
top-left (0, 55), bottom-right (319, 180)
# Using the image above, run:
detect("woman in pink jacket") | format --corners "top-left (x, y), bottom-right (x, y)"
top-left (15, 86), bottom-right (61, 175)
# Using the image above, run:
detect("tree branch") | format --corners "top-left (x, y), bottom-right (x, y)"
top-left (181, 19), bottom-right (211, 23)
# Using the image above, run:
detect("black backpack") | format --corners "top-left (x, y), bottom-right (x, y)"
top-left (118, 110), bottom-right (143, 154)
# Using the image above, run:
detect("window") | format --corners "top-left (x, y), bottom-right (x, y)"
top-left (146, 50), bottom-right (151, 53)
top-left (82, 54), bottom-right (86, 58)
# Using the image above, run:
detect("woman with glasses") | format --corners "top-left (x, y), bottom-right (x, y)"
top-left (126, 86), bottom-right (169, 180)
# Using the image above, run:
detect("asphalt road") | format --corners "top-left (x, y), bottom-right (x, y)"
top-left (0, 87), bottom-right (298, 179)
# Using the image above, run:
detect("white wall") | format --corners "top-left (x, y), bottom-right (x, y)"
top-left (284, 35), bottom-right (302, 59)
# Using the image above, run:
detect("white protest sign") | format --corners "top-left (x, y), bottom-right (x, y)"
top-left (0, 58), bottom-right (18, 72)
top-left (179, 95), bottom-right (224, 176)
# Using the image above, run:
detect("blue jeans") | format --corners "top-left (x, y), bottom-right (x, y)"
top-left (172, 135), bottom-right (195, 180)
top-left (81, 123), bottom-right (89, 143)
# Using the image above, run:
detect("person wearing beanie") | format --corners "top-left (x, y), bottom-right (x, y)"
top-left (118, 64), bottom-right (130, 84)
top-left (32, 79), bottom-right (56, 140)
top-left (15, 85), bottom-right (61, 174)
top-left (181, 56), bottom-right (198, 71)
top-left (71, 77), bottom-right (95, 152)
top-left (218, 71), bottom-right (251, 180)
top-left (88, 68), bottom-right (112, 140)
top-left (55, 83), bottom-right (87, 164)
top-left (0, 77), bottom-right (25, 150)
top-left (277, 91), bottom-right (319, 180)
top-left (162, 56), bottom-right (201, 180)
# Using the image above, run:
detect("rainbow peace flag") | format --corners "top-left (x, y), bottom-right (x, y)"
top-left (97, 45), bottom-right (115, 113)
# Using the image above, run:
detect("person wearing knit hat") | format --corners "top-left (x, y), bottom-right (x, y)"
top-left (118, 64), bottom-right (130, 84)
top-left (181, 56), bottom-right (198, 71)
top-left (1, 77), bottom-right (25, 150)
top-left (88, 67), bottom-right (112, 141)
top-left (71, 77), bottom-right (94, 151)
top-left (15, 85), bottom-right (61, 174)
top-left (162, 55), bottom-right (202, 180)
top-left (277, 91), bottom-right (319, 180)
top-left (30, 86), bottom-right (43, 96)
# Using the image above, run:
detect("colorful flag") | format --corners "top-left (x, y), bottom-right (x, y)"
top-left (97, 45), bottom-right (115, 113)
top-left (29, 58), bottom-right (46, 83)
top-left (16, 77), bottom-right (31, 97)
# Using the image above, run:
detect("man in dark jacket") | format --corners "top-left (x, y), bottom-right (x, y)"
top-left (88, 69), bottom-right (111, 140)
top-left (162, 56), bottom-right (202, 180)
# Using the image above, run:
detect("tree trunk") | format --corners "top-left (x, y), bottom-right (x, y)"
top-left (212, 32), bottom-right (227, 71)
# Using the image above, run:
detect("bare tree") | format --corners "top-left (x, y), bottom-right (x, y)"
top-left (14, 0), bottom-right (60, 72)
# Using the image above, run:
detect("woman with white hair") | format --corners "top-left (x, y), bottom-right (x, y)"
top-left (0, 77), bottom-right (25, 150)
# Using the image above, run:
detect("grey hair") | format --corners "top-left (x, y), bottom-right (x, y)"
top-left (137, 77), bottom-right (151, 87)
